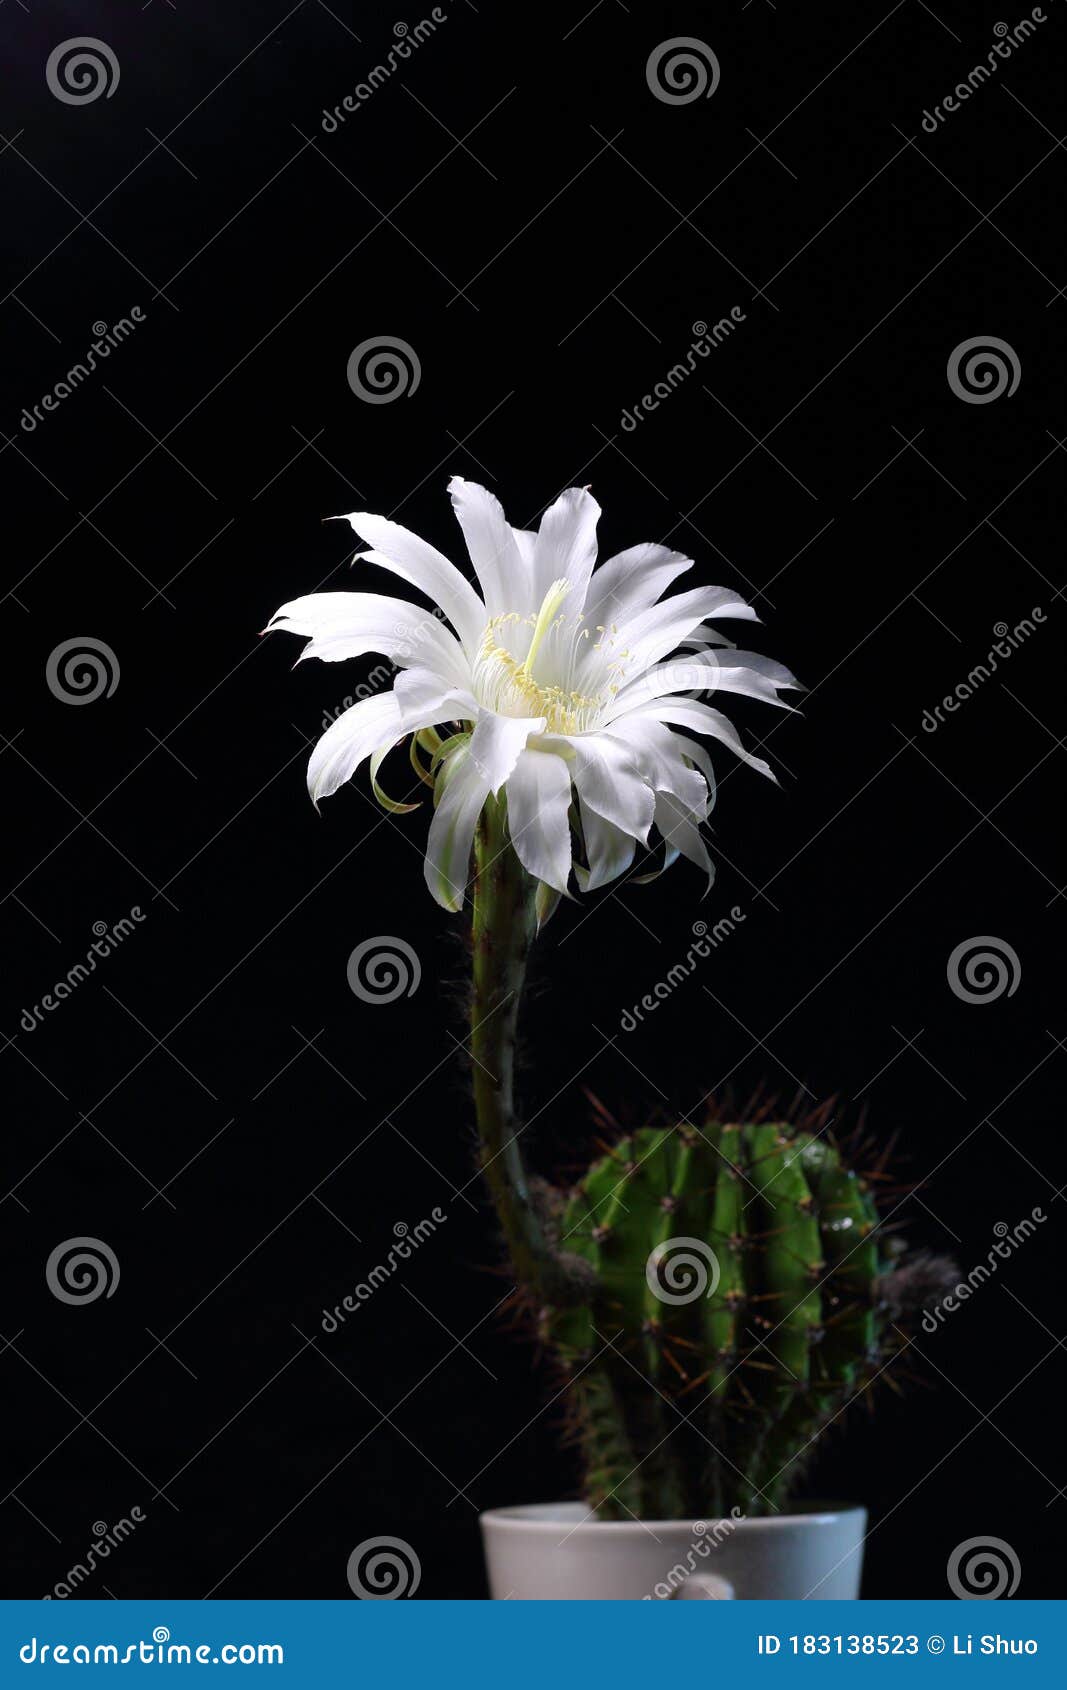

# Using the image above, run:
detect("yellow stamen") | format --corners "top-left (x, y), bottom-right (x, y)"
top-left (471, 578), bottom-right (619, 733)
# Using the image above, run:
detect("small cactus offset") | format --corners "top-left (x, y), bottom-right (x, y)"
top-left (543, 1117), bottom-right (890, 1521)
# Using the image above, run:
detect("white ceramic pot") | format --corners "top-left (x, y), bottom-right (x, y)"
top-left (480, 1501), bottom-right (867, 1600)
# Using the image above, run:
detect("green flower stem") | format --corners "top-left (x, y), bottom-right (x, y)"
top-left (470, 796), bottom-right (589, 1306)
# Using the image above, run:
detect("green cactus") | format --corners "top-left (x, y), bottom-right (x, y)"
top-left (541, 1119), bottom-right (886, 1519)
top-left (468, 801), bottom-right (948, 1521)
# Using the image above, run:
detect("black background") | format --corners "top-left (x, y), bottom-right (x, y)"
top-left (1, 0), bottom-right (1064, 1601)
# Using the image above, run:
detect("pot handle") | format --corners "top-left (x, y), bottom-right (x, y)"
top-left (672, 1573), bottom-right (735, 1600)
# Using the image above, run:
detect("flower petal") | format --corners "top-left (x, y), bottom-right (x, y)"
top-left (424, 745), bottom-right (491, 912)
top-left (604, 717), bottom-right (711, 818)
top-left (619, 696), bottom-right (778, 782)
top-left (512, 527), bottom-right (538, 571)
top-left (268, 591), bottom-right (469, 687)
top-left (605, 649), bottom-right (801, 717)
top-left (393, 666), bottom-right (478, 730)
top-left (447, 476), bottom-right (529, 618)
top-left (535, 731), bottom-right (653, 842)
top-left (654, 791), bottom-right (714, 891)
top-left (370, 740), bottom-right (421, 814)
top-left (583, 585), bottom-right (759, 689)
top-left (531, 486), bottom-right (601, 606)
top-left (306, 691), bottom-right (402, 805)
top-left (307, 674), bottom-right (477, 807)
top-left (467, 710), bottom-right (546, 796)
top-left (535, 880), bottom-right (564, 931)
top-left (630, 838), bottom-right (680, 885)
top-left (580, 543), bottom-right (693, 631)
top-left (336, 509), bottom-right (487, 655)
top-left (505, 748), bottom-right (573, 894)
top-left (577, 805), bottom-right (636, 891)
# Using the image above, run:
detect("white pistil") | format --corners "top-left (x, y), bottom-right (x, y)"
top-left (523, 577), bottom-right (571, 678)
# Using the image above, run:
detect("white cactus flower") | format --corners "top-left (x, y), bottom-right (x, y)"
top-left (267, 478), bottom-right (800, 911)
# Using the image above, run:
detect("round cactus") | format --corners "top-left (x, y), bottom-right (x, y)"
top-left (543, 1118), bottom-right (888, 1520)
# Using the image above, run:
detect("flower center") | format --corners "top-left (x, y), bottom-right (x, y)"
top-left (472, 577), bottom-right (607, 734)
